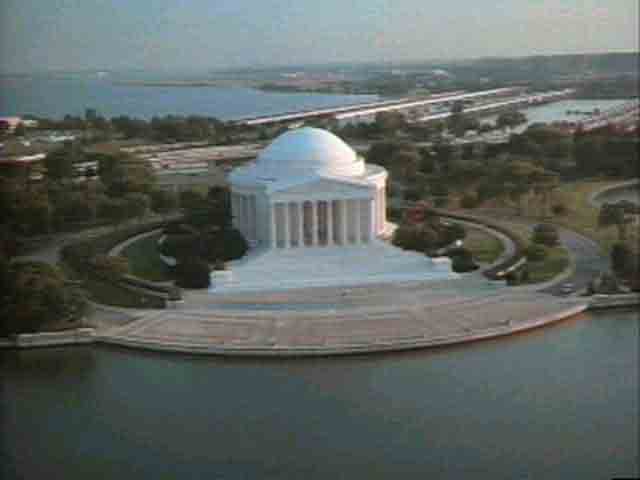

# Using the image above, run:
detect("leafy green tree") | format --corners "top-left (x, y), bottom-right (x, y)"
top-left (44, 143), bottom-right (78, 181)
top-left (13, 123), bottom-right (26, 137)
top-left (150, 189), bottom-right (179, 215)
top-left (124, 192), bottom-right (151, 221)
top-left (525, 243), bottom-right (548, 262)
top-left (174, 257), bottom-right (211, 289)
top-left (496, 110), bottom-right (527, 130)
top-left (531, 224), bottom-right (560, 247)
top-left (598, 202), bottom-right (632, 241)
top-left (610, 243), bottom-right (632, 276)
top-left (0, 261), bottom-right (86, 335)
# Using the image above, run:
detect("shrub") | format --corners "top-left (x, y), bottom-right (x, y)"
top-left (202, 228), bottom-right (248, 262)
top-left (150, 189), bottom-right (178, 214)
top-left (174, 257), bottom-right (211, 289)
top-left (404, 187), bottom-right (422, 202)
top-left (393, 225), bottom-right (439, 253)
top-left (447, 247), bottom-right (478, 273)
top-left (433, 196), bottom-right (449, 208)
top-left (610, 243), bottom-right (632, 276)
top-left (525, 243), bottom-right (548, 262)
top-left (163, 221), bottom-right (195, 236)
top-left (531, 223), bottom-right (559, 247)
top-left (460, 193), bottom-right (479, 209)
top-left (441, 223), bottom-right (466, 245)
top-left (159, 234), bottom-right (199, 260)
top-left (551, 204), bottom-right (568, 216)
top-left (90, 254), bottom-right (129, 280)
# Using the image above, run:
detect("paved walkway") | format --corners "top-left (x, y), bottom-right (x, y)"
top-left (99, 289), bottom-right (587, 356)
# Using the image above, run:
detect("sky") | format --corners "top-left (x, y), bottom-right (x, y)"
top-left (1, 0), bottom-right (638, 74)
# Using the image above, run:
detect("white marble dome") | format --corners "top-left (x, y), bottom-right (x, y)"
top-left (252, 127), bottom-right (365, 179)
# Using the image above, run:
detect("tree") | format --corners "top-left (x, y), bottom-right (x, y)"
top-left (610, 243), bottom-right (632, 275)
top-left (0, 261), bottom-right (86, 335)
top-left (598, 203), bottom-right (631, 241)
top-left (174, 257), bottom-right (211, 289)
top-left (150, 189), bottom-right (179, 215)
top-left (97, 196), bottom-right (129, 227)
top-left (391, 149), bottom-right (421, 179)
top-left (124, 192), bottom-right (151, 221)
top-left (525, 243), bottom-right (549, 262)
top-left (13, 123), bottom-right (26, 137)
top-left (531, 224), bottom-right (559, 247)
top-left (447, 247), bottom-right (478, 273)
top-left (374, 111), bottom-right (406, 136)
top-left (496, 110), bottom-right (527, 130)
top-left (44, 143), bottom-right (78, 181)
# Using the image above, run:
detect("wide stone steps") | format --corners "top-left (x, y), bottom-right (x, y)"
top-left (210, 242), bottom-right (455, 294)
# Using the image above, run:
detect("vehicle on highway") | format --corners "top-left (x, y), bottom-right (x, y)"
top-left (561, 283), bottom-right (575, 294)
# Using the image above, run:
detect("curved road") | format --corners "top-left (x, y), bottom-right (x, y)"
top-left (541, 226), bottom-right (609, 296)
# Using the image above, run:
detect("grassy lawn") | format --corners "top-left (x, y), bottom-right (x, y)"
top-left (523, 246), bottom-right (570, 284)
top-left (521, 179), bottom-right (634, 254)
top-left (463, 227), bottom-right (505, 264)
top-left (121, 233), bottom-right (174, 282)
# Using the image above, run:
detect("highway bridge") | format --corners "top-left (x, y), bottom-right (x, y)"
top-left (234, 88), bottom-right (522, 126)
top-left (413, 89), bottom-right (576, 123)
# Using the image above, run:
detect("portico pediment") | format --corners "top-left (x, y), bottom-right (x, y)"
top-left (273, 177), bottom-right (372, 200)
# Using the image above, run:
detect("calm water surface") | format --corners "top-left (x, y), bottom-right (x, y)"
top-left (0, 77), bottom-right (378, 120)
top-left (1, 310), bottom-right (638, 479)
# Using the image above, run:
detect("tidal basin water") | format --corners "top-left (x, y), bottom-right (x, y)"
top-left (1, 310), bottom-right (637, 479)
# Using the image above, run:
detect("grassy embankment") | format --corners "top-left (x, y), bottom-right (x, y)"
top-left (551, 180), bottom-right (637, 254)
top-left (462, 227), bottom-right (505, 264)
top-left (121, 232), bottom-right (173, 282)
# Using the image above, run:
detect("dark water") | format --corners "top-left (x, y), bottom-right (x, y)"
top-left (0, 77), bottom-right (378, 121)
top-left (1, 310), bottom-right (638, 479)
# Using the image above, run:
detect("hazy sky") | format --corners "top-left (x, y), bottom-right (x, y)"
top-left (1, 0), bottom-right (638, 73)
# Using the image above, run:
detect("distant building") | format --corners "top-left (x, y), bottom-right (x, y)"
top-left (0, 117), bottom-right (38, 133)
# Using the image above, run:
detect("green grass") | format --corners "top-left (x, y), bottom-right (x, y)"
top-left (121, 233), bottom-right (174, 282)
top-left (523, 246), bottom-right (570, 284)
top-left (463, 227), bottom-right (505, 264)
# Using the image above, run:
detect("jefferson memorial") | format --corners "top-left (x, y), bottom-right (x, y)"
top-left (229, 127), bottom-right (390, 248)
top-left (213, 127), bottom-right (455, 293)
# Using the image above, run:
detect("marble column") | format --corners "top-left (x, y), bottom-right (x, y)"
top-left (270, 203), bottom-right (277, 248)
top-left (297, 202), bottom-right (304, 247)
top-left (354, 199), bottom-right (361, 244)
top-left (283, 203), bottom-right (290, 248)
top-left (340, 199), bottom-right (348, 245)
top-left (326, 200), bottom-right (334, 246)
top-left (369, 199), bottom-right (376, 242)
top-left (311, 201), bottom-right (318, 246)
top-left (242, 195), bottom-right (249, 238)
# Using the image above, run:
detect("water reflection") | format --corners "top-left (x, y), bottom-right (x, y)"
top-left (1, 311), bottom-right (638, 479)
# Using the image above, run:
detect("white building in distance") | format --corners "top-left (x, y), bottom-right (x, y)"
top-left (229, 127), bottom-right (390, 249)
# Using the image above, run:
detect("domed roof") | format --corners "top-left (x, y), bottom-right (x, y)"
top-left (252, 127), bottom-right (365, 179)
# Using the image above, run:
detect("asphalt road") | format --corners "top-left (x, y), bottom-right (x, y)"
top-left (540, 226), bottom-right (609, 296)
